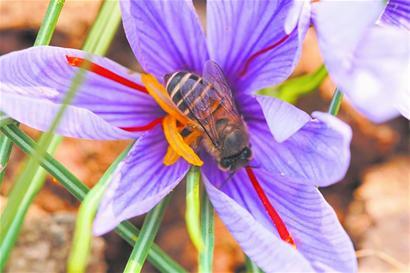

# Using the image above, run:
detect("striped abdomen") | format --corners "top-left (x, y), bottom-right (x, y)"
top-left (165, 71), bottom-right (215, 121)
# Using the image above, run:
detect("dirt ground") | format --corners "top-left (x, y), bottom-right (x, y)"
top-left (1, 1), bottom-right (409, 272)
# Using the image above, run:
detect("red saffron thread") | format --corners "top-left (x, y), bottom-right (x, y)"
top-left (66, 56), bottom-right (148, 94)
top-left (239, 35), bottom-right (290, 77)
top-left (120, 117), bottom-right (164, 132)
top-left (245, 167), bottom-right (296, 247)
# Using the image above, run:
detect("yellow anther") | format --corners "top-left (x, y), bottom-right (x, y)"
top-left (141, 74), bottom-right (192, 125)
top-left (162, 115), bottom-right (203, 166)
top-left (164, 129), bottom-right (203, 166)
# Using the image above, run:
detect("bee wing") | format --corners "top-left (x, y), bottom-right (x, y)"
top-left (203, 60), bottom-right (241, 121)
top-left (178, 88), bottom-right (221, 148)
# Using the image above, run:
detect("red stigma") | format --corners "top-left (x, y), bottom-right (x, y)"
top-left (66, 56), bottom-right (148, 94)
top-left (120, 117), bottom-right (163, 132)
top-left (239, 35), bottom-right (290, 77)
top-left (245, 167), bottom-right (296, 247)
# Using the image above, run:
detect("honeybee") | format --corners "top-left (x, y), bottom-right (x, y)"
top-left (165, 60), bottom-right (252, 172)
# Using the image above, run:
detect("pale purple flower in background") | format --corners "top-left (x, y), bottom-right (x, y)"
top-left (287, 0), bottom-right (410, 122)
top-left (0, 0), bottom-right (356, 272)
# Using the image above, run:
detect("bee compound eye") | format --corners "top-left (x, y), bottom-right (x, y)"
top-left (220, 158), bottom-right (232, 169)
top-left (242, 147), bottom-right (251, 159)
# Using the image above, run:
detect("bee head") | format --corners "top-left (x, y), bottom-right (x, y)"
top-left (218, 146), bottom-right (252, 172)
top-left (218, 128), bottom-right (252, 172)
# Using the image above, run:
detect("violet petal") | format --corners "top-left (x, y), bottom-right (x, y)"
top-left (0, 46), bottom-right (162, 139)
top-left (94, 126), bottom-right (189, 235)
top-left (248, 111), bottom-right (352, 186)
top-left (202, 164), bottom-right (356, 272)
top-left (207, 0), bottom-right (300, 96)
top-left (120, 0), bottom-right (209, 81)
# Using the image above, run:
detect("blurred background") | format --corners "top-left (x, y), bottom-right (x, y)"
top-left (0, 0), bottom-right (409, 272)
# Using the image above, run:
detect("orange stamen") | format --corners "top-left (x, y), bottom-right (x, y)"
top-left (162, 115), bottom-right (203, 166)
top-left (164, 129), bottom-right (202, 165)
top-left (141, 74), bottom-right (193, 125)
top-left (245, 167), bottom-right (296, 247)
top-left (66, 56), bottom-right (148, 94)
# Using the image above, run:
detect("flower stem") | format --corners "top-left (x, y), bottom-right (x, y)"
top-left (67, 144), bottom-right (132, 273)
top-left (124, 196), bottom-right (171, 273)
top-left (328, 88), bottom-right (344, 116)
top-left (0, 124), bottom-right (187, 273)
top-left (198, 191), bottom-right (215, 273)
top-left (185, 166), bottom-right (204, 252)
top-left (245, 256), bottom-right (263, 273)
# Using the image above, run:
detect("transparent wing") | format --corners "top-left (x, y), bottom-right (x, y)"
top-left (203, 60), bottom-right (241, 120)
top-left (179, 61), bottom-right (241, 149)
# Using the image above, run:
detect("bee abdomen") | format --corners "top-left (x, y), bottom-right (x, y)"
top-left (165, 71), bottom-right (213, 120)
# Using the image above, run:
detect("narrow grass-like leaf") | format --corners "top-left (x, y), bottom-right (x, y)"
top-left (0, 1), bottom-right (66, 268)
top-left (0, 0), bottom-right (123, 269)
top-left (0, 124), bottom-right (187, 273)
top-left (82, 0), bottom-right (121, 55)
top-left (185, 166), bottom-right (204, 252)
top-left (259, 65), bottom-right (328, 103)
top-left (0, 133), bottom-right (14, 185)
top-left (328, 88), bottom-right (344, 116)
top-left (0, 0), bottom-right (65, 184)
top-left (245, 255), bottom-right (263, 273)
top-left (124, 196), bottom-right (171, 273)
top-left (0, 65), bottom-right (88, 269)
top-left (0, 136), bottom-right (61, 270)
top-left (198, 190), bottom-right (214, 273)
top-left (67, 144), bottom-right (132, 273)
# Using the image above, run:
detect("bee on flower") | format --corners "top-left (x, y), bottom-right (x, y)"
top-left (0, 0), bottom-right (358, 272)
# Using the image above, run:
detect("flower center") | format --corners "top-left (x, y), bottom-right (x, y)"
top-left (66, 55), bottom-right (203, 166)
top-left (140, 74), bottom-right (204, 166)
top-left (66, 56), bottom-right (295, 247)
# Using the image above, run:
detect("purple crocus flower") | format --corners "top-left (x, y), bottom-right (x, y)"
top-left (287, 0), bottom-right (410, 123)
top-left (0, 0), bottom-right (356, 272)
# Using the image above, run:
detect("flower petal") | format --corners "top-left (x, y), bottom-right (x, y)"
top-left (203, 165), bottom-right (356, 272)
top-left (256, 95), bottom-right (310, 142)
top-left (207, 0), bottom-right (300, 95)
top-left (317, 24), bottom-right (408, 122)
top-left (381, 0), bottom-right (410, 30)
top-left (120, 0), bottom-right (208, 81)
top-left (94, 126), bottom-right (189, 235)
top-left (312, 0), bottom-right (409, 122)
top-left (248, 112), bottom-right (352, 187)
top-left (0, 46), bottom-right (163, 139)
top-left (312, 0), bottom-right (385, 64)
top-left (340, 26), bottom-right (409, 122)
top-left (201, 169), bottom-right (314, 273)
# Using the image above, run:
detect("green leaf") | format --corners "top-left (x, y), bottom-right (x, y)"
top-left (67, 144), bottom-right (132, 273)
top-left (0, 0), bottom-right (66, 269)
top-left (0, 124), bottom-right (187, 273)
top-left (0, 0), bottom-right (123, 269)
top-left (185, 166), bottom-right (204, 252)
top-left (258, 65), bottom-right (328, 104)
top-left (124, 196), bottom-right (171, 273)
top-left (198, 190), bottom-right (214, 273)
top-left (245, 256), bottom-right (263, 273)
